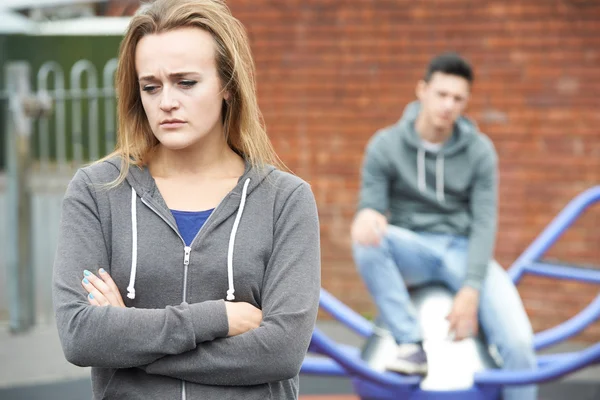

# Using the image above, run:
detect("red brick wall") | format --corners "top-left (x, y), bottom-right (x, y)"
top-left (225, 0), bottom-right (600, 343)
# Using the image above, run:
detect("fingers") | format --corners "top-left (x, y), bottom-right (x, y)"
top-left (368, 218), bottom-right (388, 246)
top-left (446, 309), bottom-right (474, 340)
top-left (87, 292), bottom-right (100, 306)
top-left (455, 323), bottom-right (473, 341)
top-left (98, 268), bottom-right (125, 307)
top-left (446, 310), bottom-right (458, 328)
top-left (351, 210), bottom-right (387, 247)
top-left (225, 302), bottom-right (263, 337)
top-left (449, 316), bottom-right (478, 341)
top-left (81, 269), bottom-right (124, 307)
top-left (82, 279), bottom-right (110, 306)
top-left (355, 226), bottom-right (383, 246)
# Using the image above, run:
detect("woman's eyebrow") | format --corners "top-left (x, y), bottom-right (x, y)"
top-left (138, 72), bottom-right (200, 82)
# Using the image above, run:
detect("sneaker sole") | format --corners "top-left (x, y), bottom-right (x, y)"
top-left (385, 359), bottom-right (428, 376)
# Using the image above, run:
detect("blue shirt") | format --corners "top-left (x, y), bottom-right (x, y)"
top-left (171, 209), bottom-right (214, 246)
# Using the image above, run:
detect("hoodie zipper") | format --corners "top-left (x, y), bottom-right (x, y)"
top-left (140, 199), bottom-right (189, 400)
top-left (183, 246), bottom-right (191, 301)
top-left (140, 196), bottom-right (227, 400)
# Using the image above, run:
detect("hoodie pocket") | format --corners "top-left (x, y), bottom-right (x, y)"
top-left (100, 368), bottom-right (178, 400)
top-left (408, 212), bottom-right (446, 231)
top-left (188, 382), bottom-right (272, 400)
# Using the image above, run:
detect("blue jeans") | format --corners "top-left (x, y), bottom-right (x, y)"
top-left (353, 226), bottom-right (537, 400)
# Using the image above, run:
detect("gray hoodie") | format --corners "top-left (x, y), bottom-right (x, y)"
top-left (358, 101), bottom-right (498, 289)
top-left (52, 156), bottom-right (321, 400)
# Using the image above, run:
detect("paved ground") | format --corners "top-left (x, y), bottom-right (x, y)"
top-left (0, 321), bottom-right (598, 399)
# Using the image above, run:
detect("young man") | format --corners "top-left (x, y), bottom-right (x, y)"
top-left (351, 52), bottom-right (537, 400)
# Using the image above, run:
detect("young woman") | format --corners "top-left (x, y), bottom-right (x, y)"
top-left (52, 1), bottom-right (321, 399)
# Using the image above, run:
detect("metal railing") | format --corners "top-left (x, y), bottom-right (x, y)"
top-left (2, 58), bottom-right (118, 332)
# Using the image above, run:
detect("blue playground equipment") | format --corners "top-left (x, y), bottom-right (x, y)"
top-left (301, 186), bottom-right (600, 399)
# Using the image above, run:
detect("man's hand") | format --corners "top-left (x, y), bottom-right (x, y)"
top-left (446, 286), bottom-right (480, 341)
top-left (225, 302), bottom-right (263, 337)
top-left (82, 268), bottom-right (125, 307)
top-left (351, 208), bottom-right (388, 246)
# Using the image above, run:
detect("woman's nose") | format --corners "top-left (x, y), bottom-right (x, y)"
top-left (159, 88), bottom-right (180, 111)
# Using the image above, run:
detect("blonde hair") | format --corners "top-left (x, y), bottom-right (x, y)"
top-left (102, 0), bottom-right (283, 184)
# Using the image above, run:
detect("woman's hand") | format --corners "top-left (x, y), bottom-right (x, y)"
top-left (224, 301), bottom-right (263, 336)
top-left (82, 269), bottom-right (125, 307)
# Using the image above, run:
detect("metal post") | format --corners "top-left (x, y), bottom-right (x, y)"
top-left (5, 62), bottom-right (35, 333)
top-left (5, 62), bottom-right (52, 333)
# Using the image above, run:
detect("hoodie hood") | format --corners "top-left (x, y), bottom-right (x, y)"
top-left (104, 157), bottom-right (276, 301)
top-left (397, 100), bottom-right (479, 156)
top-left (394, 101), bottom-right (480, 202)
top-left (105, 157), bottom-right (275, 208)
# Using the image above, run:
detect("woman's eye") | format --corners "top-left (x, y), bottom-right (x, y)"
top-left (142, 85), bottom-right (158, 93)
top-left (180, 80), bottom-right (197, 88)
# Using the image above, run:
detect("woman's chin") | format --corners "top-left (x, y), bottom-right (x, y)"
top-left (156, 136), bottom-right (199, 152)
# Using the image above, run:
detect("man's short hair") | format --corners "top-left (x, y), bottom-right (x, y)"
top-left (424, 52), bottom-right (474, 84)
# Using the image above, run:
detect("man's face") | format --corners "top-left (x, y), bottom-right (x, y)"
top-left (417, 72), bottom-right (470, 132)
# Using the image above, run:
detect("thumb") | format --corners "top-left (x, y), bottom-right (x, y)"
top-left (446, 310), bottom-right (458, 328)
top-left (446, 306), bottom-right (456, 321)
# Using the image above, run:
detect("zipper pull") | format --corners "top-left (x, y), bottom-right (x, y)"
top-left (184, 246), bottom-right (191, 266)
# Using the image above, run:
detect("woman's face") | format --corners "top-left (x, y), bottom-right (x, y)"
top-left (136, 27), bottom-right (229, 151)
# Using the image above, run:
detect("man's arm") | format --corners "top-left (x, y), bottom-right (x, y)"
top-left (353, 134), bottom-right (392, 245)
top-left (447, 140), bottom-right (498, 340)
top-left (465, 142), bottom-right (499, 290)
top-left (357, 133), bottom-right (391, 214)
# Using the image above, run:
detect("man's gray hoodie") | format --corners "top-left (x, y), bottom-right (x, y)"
top-left (52, 156), bottom-right (321, 400)
top-left (358, 101), bottom-right (498, 289)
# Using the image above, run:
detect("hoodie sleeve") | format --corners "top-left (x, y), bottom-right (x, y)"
top-left (52, 169), bottom-right (229, 368)
top-left (142, 182), bottom-right (321, 385)
top-left (357, 132), bottom-right (391, 214)
top-left (465, 142), bottom-right (499, 290)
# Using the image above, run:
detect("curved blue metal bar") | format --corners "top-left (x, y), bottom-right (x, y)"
top-left (305, 327), bottom-right (421, 388)
top-left (302, 356), bottom-right (348, 376)
top-left (475, 342), bottom-right (600, 385)
top-left (534, 293), bottom-right (600, 350)
top-left (353, 379), bottom-right (500, 400)
top-left (301, 344), bottom-right (360, 376)
top-left (501, 186), bottom-right (600, 350)
top-left (305, 343), bottom-right (360, 362)
top-left (319, 288), bottom-right (373, 338)
top-left (508, 186), bottom-right (600, 283)
top-left (524, 262), bottom-right (600, 284)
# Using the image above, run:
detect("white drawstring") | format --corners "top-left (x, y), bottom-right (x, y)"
top-left (436, 154), bottom-right (445, 203)
top-left (127, 187), bottom-right (138, 299)
top-left (226, 178), bottom-right (251, 301)
top-left (417, 148), bottom-right (426, 194)
top-left (417, 147), bottom-right (445, 203)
